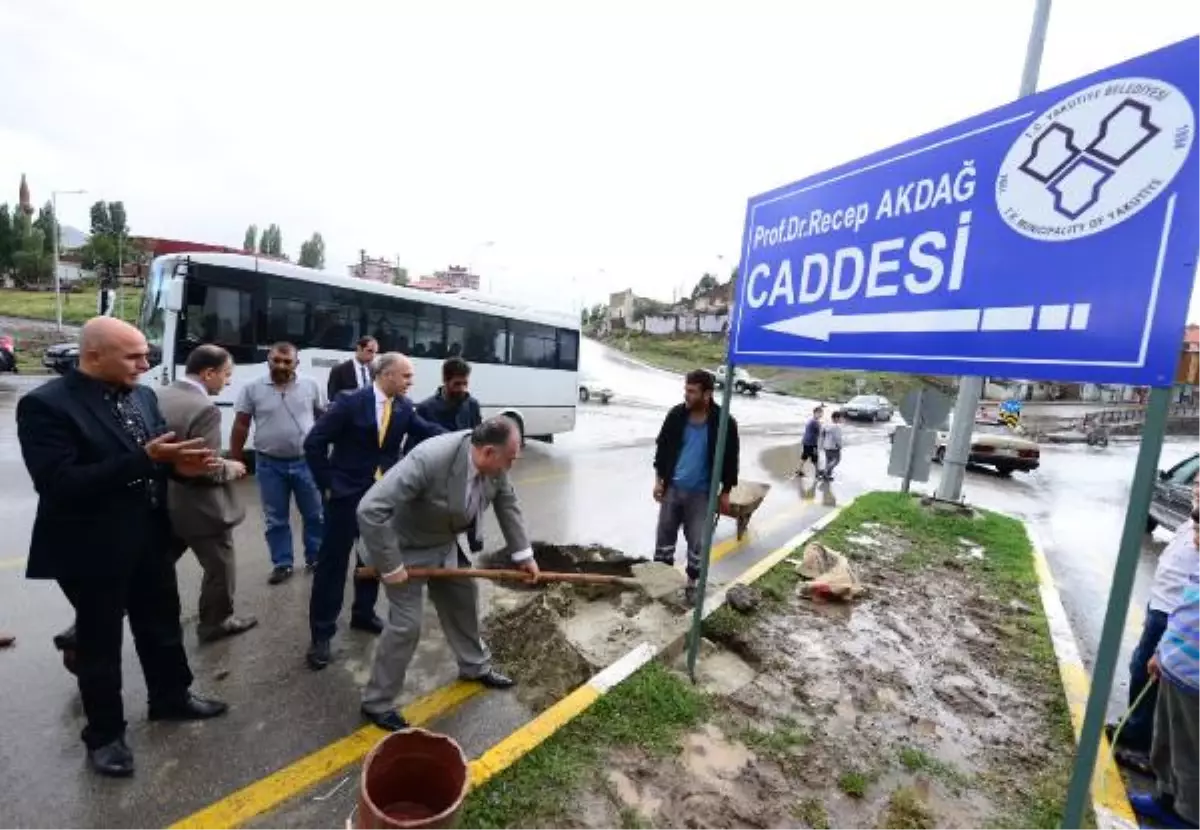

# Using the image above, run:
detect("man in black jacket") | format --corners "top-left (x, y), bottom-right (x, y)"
top-left (17, 317), bottom-right (229, 778)
top-left (327, 336), bottom-right (378, 401)
top-left (653, 369), bottom-right (739, 604)
top-left (417, 357), bottom-right (484, 551)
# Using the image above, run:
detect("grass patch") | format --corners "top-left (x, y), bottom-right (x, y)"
top-left (838, 769), bottom-right (869, 798)
top-left (739, 716), bottom-right (811, 770)
top-left (618, 805), bottom-right (650, 829)
top-left (701, 604), bottom-right (751, 641)
top-left (792, 797), bottom-right (830, 829)
top-left (460, 661), bottom-right (709, 828)
top-left (896, 746), bottom-right (971, 790)
top-left (882, 787), bottom-right (935, 829)
top-left (0, 286), bottom-right (142, 327)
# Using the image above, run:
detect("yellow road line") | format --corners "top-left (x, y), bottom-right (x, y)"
top-left (169, 680), bottom-right (483, 830)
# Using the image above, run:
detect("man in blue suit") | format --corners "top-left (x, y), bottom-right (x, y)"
top-left (303, 352), bottom-right (445, 670)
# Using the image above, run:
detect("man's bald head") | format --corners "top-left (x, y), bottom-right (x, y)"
top-left (78, 316), bottom-right (150, 388)
top-left (373, 352), bottom-right (415, 397)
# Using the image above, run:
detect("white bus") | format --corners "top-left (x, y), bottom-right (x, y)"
top-left (137, 252), bottom-right (579, 454)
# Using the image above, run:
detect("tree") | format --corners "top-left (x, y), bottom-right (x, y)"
top-left (12, 213), bottom-right (51, 287)
top-left (392, 266), bottom-right (409, 286)
top-left (90, 201), bottom-right (112, 237)
top-left (0, 204), bottom-right (13, 275)
top-left (33, 201), bottom-right (58, 255)
top-left (258, 224), bottom-right (283, 257)
top-left (244, 224), bottom-right (258, 251)
top-left (81, 200), bottom-right (133, 286)
top-left (297, 232), bottom-right (326, 269)
top-left (691, 273), bottom-right (718, 298)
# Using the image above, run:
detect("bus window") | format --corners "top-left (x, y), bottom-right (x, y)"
top-left (510, 321), bottom-right (557, 368)
top-left (183, 282), bottom-right (256, 363)
top-left (368, 299), bottom-right (417, 354)
top-left (557, 329), bottom-right (579, 371)
top-left (266, 297), bottom-right (308, 344)
top-left (140, 256), bottom-right (171, 354)
top-left (413, 305), bottom-right (445, 359)
top-left (312, 302), bottom-right (362, 350)
top-left (446, 309), bottom-right (506, 365)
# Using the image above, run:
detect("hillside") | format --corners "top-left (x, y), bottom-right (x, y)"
top-left (598, 331), bottom-right (946, 403)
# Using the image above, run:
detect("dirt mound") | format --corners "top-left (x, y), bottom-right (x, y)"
top-left (478, 541), bottom-right (646, 577)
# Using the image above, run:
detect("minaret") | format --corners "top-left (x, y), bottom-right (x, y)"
top-left (18, 174), bottom-right (33, 217)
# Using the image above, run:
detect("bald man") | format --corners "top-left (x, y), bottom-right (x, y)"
top-left (17, 317), bottom-right (229, 778)
top-left (303, 352), bottom-right (444, 670)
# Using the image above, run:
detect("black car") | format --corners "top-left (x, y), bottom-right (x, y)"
top-left (43, 342), bottom-right (80, 375)
top-left (839, 394), bottom-right (894, 422)
top-left (1148, 452), bottom-right (1198, 533)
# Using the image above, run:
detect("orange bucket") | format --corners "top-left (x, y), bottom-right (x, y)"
top-left (356, 728), bottom-right (470, 829)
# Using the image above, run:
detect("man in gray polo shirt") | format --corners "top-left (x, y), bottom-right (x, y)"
top-left (231, 342), bottom-right (327, 585)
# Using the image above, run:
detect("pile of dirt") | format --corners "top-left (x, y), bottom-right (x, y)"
top-left (478, 541), bottom-right (644, 577)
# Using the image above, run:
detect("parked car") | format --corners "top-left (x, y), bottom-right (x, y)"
top-left (43, 342), bottom-right (80, 375)
top-left (932, 420), bottom-right (1040, 476)
top-left (1147, 452), bottom-right (1199, 533)
top-left (0, 335), bottom-right (16, 373)
top-left (578, 377), bottom-right (613, 404)
top-left (713, 365), bottom-right (762, 396)
top-left (840, 394), bottom-right (894, 422)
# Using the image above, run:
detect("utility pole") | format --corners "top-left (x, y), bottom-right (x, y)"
top-left (936, 0), bottom-right (1051, 504)
top-left (51, 188), bottom-right (86, 332)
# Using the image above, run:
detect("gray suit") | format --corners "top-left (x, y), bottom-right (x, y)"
top-left (156, 381), bottom-right (246, 636)
top-left (357, 431), bottom-right (530, 714)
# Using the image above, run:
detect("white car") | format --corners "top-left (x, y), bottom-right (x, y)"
top-left (578, 377), bottom-right (613, 404)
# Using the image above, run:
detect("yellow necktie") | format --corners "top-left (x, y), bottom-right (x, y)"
top-left (375, 397), bottom-right (393, 480)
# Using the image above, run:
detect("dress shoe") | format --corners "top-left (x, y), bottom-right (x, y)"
top-left (468, 537), bottom-right (485, 554)
top-left (361, 706), bottom-right (409, 732)
top-left (468, 670), bottom-right (515, 689)
top-left (199, 615), bottom-right (259, 643)
top-left (268, 566), bottom-right (294, 585)
top-left (88, 738), bottom-right (134, 778)
top-left (350, 615), bottom-right (384, 635)
top-left (148, 693), bottom-right (229, 722)
top-left (306, 639), bottom-right (332, 671)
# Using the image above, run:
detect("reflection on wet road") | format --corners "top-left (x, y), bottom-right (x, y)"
top-left (0, 342), bottom-right (1192, 827)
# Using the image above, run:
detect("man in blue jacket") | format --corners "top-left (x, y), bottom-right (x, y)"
top-left (303, 352), bottom-right (445, 671)
top-left (798, 405), bottom-right (823, 476)
top-left (418, 357), bottom-right (485, 551)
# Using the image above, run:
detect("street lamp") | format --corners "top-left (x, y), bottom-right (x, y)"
top-left (51, 189), bottom-right (87, 332)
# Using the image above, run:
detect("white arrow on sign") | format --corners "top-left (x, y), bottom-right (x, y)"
top-left (761, 304), bottom-right (1089, 342)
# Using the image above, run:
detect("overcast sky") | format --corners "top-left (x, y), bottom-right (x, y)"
top-left (1, 0), bottom-right (1197, 319)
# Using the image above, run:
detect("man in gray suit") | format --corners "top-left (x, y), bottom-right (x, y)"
top-left (357, 417), bottom-right (539, 731)
top-left (157, 345), bottom-right (258, 642)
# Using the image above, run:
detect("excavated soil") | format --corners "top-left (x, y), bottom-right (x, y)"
top-left (568, 526), bottom-right (1070, 829)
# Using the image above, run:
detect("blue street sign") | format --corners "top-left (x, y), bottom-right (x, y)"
top-left (730, 37), bottom-right (1199, 386)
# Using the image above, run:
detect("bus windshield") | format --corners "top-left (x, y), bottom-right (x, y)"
top-left (140, 255), bottom-right (171, 353)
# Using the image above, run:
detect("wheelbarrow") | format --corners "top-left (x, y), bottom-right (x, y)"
top-left (714, 480), bottom-right (771, 540)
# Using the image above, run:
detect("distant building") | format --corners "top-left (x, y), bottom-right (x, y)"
top-left (411, 265), bottom-right (480, 292)
top-left (349, 253), bottom-right (398, 283)
top-left (608, 289), bottom-right (636, 323)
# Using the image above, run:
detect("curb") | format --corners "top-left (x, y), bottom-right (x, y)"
top-left (466, 503), bottom-right (849, 793)
top-left (1028, 528), bottom-right (1137, 830)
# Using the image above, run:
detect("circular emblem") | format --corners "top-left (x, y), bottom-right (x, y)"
top-left (995, 76), bottom-right (1194, 241)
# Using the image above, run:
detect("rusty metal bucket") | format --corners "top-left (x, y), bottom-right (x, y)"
top-left (356, 728), bottom-right (469, 829)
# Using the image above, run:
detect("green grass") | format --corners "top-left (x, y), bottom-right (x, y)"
top-left (792, 797), bottom-right (830, 829)
top-left (700, 604), bottom-right (752, 641)
top-left (605, 331), bottom-right (947, 402)
top-left (838, 770), bottom-right (869, 798)
top-left (460, 661), bottom-right (709, 828)
top-left (738, 716), bottom-right (811, 770)
top-left (896, 746), bottom-right (971, 790)
top-left (0, 286), bottom-right (142, 327)
top-left (618, 806), bottom-right (650, 829)
top-left (882, 787), bottom-right (936, 829)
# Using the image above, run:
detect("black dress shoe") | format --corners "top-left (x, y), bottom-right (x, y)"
top-left (148, 693), bottom-right (229, 722)
top-left (350, 616), bottom-right (384, 635)
top-left (469, 670), bottom-right (515, 689)
top-left (199, 615), bottom-right (259, 643)
top-left (88, 738), bottom-right (134, 778)
top-left (361, 706), bottom-right (409, 732)
top-left (307, 639), bottom-right (332, 671)
top-left (268, 566), bottom-right (294, 585)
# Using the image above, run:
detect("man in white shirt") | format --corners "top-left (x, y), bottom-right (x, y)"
top-left (356, 417), bottom-right (538, 731)
top-left (1108, 484), bottom-right (1200, 759)
top-left (818, 411), bottom-right (845, 481)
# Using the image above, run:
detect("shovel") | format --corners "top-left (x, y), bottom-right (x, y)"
top-left (353, 565), bottom-right (642, 589)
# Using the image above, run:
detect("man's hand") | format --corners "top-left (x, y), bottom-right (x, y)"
top-left (1147, 654), bottom-right (1161, 679)
top-left (145, 433), bottom-right (211, 464)
top-left (174, 454), bottom-right (221, 478)
top-left (515, 558), bottom-right (540, 584)
top-left (719, 491), bottom-right (731, 515)
top-left (225, 460), bottom-right (248, 480)
top-left (653, 479), bottom-right (666, 503)
top-left (381, 565), bottom-right (409, 586)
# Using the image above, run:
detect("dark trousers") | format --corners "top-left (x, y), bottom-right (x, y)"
top-left (654, 486), bottom-right (709, 581)
top-left (57, 545), bottom-right (193, 749)
top-left (1122, 606), bottom-right (1170, 750)
top-left (170, 530), bottom-right (236, 637)
top-left (310, 495), bottom-right (380, 643)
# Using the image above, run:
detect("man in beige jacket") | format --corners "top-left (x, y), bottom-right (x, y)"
top-left (157, 344), bottom-right (257, 642)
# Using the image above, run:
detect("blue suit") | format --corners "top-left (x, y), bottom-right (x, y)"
top-left (303, 386), bottom-right (446, 643)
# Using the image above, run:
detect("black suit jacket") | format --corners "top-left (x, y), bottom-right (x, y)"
top-left (304, 386), bottom-right (445, 501)
top-left (18, 371), bottom-right (172, 581)
top-left (327, 358), bottom-right (371, 401)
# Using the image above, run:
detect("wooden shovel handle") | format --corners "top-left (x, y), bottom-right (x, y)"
top-left (354, 565), bottom-right (632, 587)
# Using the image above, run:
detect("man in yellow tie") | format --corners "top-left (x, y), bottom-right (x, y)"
top-left (303, 353), bottom-right (445, 671)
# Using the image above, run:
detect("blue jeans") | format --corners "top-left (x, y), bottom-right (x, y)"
top-left (256, 455), bottom-right (324, 569)
top-left (1122, 606), bottom-right (1170, 751)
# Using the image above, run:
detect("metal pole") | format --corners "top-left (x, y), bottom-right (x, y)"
top-left (900, 386), bottom-right (924, 494)
top-left (686, 362), bottom-right (736, 681)
top-left (52, 191), bottom-right (62, 332)
top-left (936, 0), bottom-right (1051, 503)
top-left (1061, 385), bottom-right (1170, 827)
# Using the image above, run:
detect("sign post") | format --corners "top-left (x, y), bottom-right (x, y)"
top-left (721, 29), bottom-right (1198, 827)
top-left (900, 386), bottom-right (924, 493)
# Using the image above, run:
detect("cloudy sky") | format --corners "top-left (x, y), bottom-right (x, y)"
top-left (1, 0), bottom-right (1197, 318)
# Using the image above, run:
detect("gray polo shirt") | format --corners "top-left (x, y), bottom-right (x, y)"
top-left (235, 374), bottom-right (326, 459)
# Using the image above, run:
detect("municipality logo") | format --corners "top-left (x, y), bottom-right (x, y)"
top-left (996, 76), bottom-right (1194, 241)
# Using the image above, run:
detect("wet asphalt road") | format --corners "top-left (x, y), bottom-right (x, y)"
top-left (0, 338), bottom-right (1192, 827)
